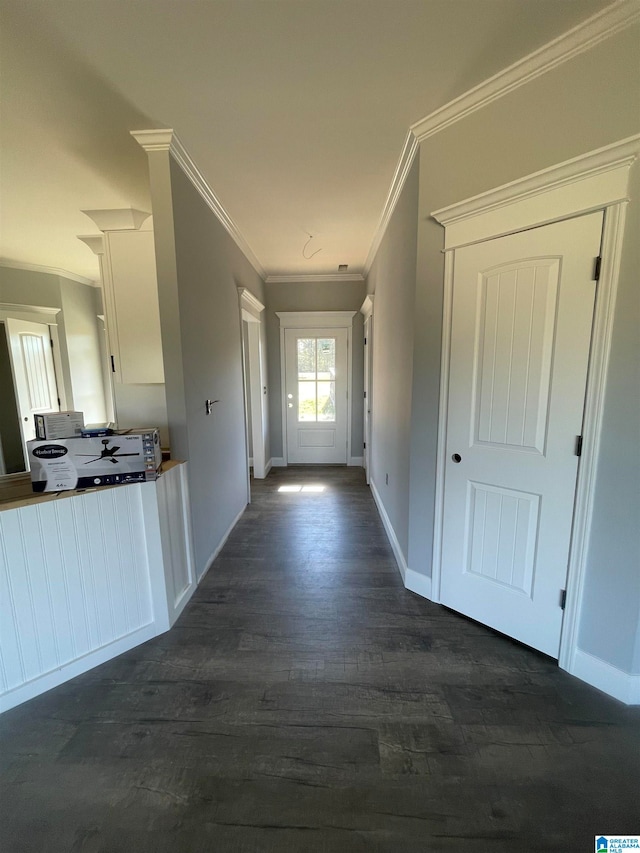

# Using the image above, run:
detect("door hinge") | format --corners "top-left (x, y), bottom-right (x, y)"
top-left (363, 441), bottom-right (366, 449)
top-left (575, 435), bottom-right (583, 456)
top-left (364, 391), bottom-right (367, 399)
top-left (560, 589), bottom-right (567, 610)
top-left (364, 337), bottom-right (367, 345)
top-left (57, 397), bottom-right (61, 406)
top-left (593, 255), bottom-right (602, 281)
top-left (110, 355), bottom-right (116, 373)
top-left (50, 338), bottom-right (54, 348)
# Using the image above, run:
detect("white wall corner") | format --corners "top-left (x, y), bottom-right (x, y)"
top-left (264, 458), bottom-right (273, 476)
top-left (348, 457), bottom-right (364, 467)
top-left (569, 648), bottom-right (640, 705)
top-left (270, 457), bottom-right (287, 467)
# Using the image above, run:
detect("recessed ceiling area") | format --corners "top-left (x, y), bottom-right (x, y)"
top-left (0, 0), bottom-right (613, 281)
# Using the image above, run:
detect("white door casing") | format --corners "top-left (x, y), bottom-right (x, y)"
top-left (5, 318), bottom-right (60, 459)
top-left (238, 288), bottom-right (267, 482)
top-left (430, 135), bottom-right (638, 697)
top-left (361, 296), bottom-right (374, 484)
top-left (278, 312), bottom-right (355, 465)
top-left (440, 213), bottom-right (603, 657)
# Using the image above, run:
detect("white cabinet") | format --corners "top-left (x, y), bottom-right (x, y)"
top-left (102, 228), bottom-right (164, 384)
top-left (79, 210), bottom-right (164, 386)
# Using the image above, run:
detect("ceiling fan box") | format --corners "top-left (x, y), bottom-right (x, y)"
top-left (34, 411), bottom-right (85, 440)
top-left (26, 429), bottom-right (162, 493)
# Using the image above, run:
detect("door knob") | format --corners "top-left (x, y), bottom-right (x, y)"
top-left (452, 453), bottom-right (462, 463)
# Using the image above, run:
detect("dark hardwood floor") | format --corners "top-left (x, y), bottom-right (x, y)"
top-left (1, 466), bottom-right (638, 852)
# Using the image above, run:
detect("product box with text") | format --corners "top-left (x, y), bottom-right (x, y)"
top-left (27, 429), bottom-right (162, 492)
top-left (34, 411), bottom-right (85, 440)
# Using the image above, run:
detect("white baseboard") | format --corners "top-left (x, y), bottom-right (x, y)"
top-left (264, 457), bottom-right (273, 477)
top-left (370, 478), bottom-right (433, 600)
top-left (0, 622), bottom-right (159, 713)
top-left (569, 648), bottom-right (640, 705)
top-left (270, 456), bottom-right (286, 467)
top-left (249, 457), bottom-right (254, 467)
top-left (405, 567), bottom-right (433, 600)
top-left (349, 456), bottom-right (364, 467)
top-left (197, 502), bottom-right (247, 582)
top-left (370, 478), bottom-right (408, 581)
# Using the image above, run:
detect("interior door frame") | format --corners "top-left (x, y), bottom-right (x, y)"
top-left (0, 304), bottom-right (68, 475)
top-left (360, 295), bottom-right (374, 484)
top-left (238, 288), bottom-right (267, 499)
top-left (277, 311), bottom-right (356, 466)
top-left (429, 135), bottom-right (639, 683)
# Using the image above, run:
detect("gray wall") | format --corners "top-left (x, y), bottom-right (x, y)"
top-left (148, 152), bottom-right (266, 578)
top-left (402, 25), bottom-right (639, 672)
top-left (265, 280), bottom-right (366, 461)
top-left (365, 157), bottom-right (419, 560)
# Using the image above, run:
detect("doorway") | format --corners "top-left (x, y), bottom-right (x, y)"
top-left (439, 212), bottom-right (603, 658)
top-left (278, 312), bottom-right (356, 466)
top-left (238, 288), bottom-right (267, 482)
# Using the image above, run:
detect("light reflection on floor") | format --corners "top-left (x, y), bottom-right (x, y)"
top-left (277, 484), bottom-right (326, 493)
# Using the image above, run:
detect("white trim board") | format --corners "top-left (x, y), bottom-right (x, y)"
top-left (0, 623), bottom-right (159, 714)
top-left (363, 0), bottom-right (638, 277)
top-left (266, 274), bottom-right (364, 284)
top-left (571, 649), bottom-right (640, 706)
top-left (411, 1), bottom-right (639, 143)
top-left (370, 478), bottom-right (433, 600)
top-left (429, 138), bottom-right (638, 704)
top-left (432, 135), bottom-right (640, 249)
top-left (132, 129), bottom-right (266, 280)
top-left (348, 457), bottom-right (364, 467)
top-left (0, 259), bottom-right (98, 287)
top-left (197, 502), bottom-right (247, 583)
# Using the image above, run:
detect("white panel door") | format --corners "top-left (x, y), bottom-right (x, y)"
top-left (5, 318), bottom-right (59, 452)
top-left (285, 327), bottom-right (348, 464)
top-left (440, 212), bottom-right (603, 657)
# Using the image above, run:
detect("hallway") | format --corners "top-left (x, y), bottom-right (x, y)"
top-left (1, 466), bottom-right (638, 852)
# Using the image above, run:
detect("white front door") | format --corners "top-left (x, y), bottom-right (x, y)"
top-left (285, 327), bottom-right (348, 464)
top-left (440, 212), bottom-right (603, 658)
top-left (5, 318), bottom-right (60, 458)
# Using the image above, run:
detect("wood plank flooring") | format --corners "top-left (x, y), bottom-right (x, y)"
top-left (1, 466), bottom-right (638, 852)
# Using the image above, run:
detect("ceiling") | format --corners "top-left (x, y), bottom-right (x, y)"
top-left (0, 0), bottom-right (613, 282)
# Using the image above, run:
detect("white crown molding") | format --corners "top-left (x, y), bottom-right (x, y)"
top-left (237, 286), bottom-right (265, 317)
top-left (360, 294), bottom-right (374, 318)
top-left (363, 1), bottom-right (639, 276)
top-left (131, 129), bottom-right (266, 281)
top-left (0, 258), bottom-right (97, 287)
top-left (276, 310), bottom-right (356, 329)
top-left (411, 0), bottom-right (640, 142)
top-left (0, 301), bottom-right (61, 317)
top-left (363, 130), bottom-right (419, 278)
top-left (266, 273), bottom-right (364, 284)
top-left (77, 235), bottom-right (106, 256)
top-left (81, 208), bottom-right (151, 232)
top-left (431, 134), bottom-right (640, 249)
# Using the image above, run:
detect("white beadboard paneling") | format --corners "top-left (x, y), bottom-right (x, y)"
top-left (0, 483), bottom-right (156, 706)
top-left (156, 463), bottom-right (196, 621)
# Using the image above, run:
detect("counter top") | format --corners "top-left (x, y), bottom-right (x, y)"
top-left (0, 460), bottom-right (181, 512)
